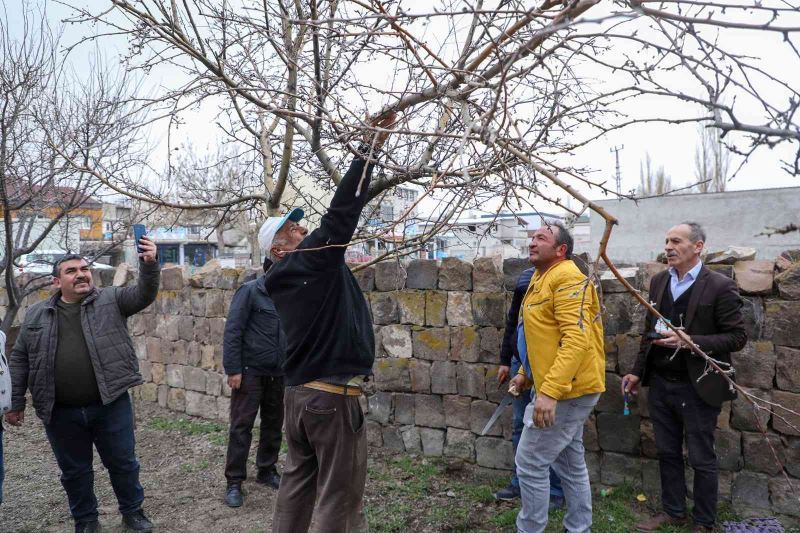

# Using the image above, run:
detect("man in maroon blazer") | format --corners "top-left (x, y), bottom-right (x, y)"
top-left (622, 222), bottom-right (747, 533)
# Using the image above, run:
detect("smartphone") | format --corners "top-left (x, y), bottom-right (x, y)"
top-left (132, 224), bottom-right (147, 254)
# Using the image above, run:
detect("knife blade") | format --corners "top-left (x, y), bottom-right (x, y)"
top-left (480, 391), bottom-right (515, 436)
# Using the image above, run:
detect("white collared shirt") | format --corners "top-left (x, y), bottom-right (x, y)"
top-left (669, 260), bottom-right (703, 301)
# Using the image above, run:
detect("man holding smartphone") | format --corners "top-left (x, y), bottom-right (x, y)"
top-left (5, 233), bottom-right (160, 533)
top-left (623, 222), bottom-right (746, 533)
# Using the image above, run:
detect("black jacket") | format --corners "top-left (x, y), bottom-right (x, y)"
top-left (264, 156), bottom-right (376, 386)
top-left (631, 266), bottom-right (747, 407)
top-left (10, 260), bottom-right (160, 424)
top-left (222, 275), bottom-right (285, 376)
top-left (500, 267), bottom-right (535, 367)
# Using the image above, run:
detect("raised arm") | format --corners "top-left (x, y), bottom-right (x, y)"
top-left (114, 235), bottom-right (160, 317)
top-left (298, 113), bottom-right (398, 262)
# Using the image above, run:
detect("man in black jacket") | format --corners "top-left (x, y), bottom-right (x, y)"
top-left (6, 237), bottom-right (160, 533)
top-left (221, 253), bottom-right (289, 508)
top-left (263, 113), bottom-right (396, 533)
top-left (623, 222), bottom-right (746, 533)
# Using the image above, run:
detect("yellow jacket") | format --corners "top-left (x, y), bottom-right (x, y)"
top-left (520, 259), bottom-right (605, 400)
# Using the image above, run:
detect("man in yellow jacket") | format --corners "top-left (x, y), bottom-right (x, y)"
top-left (510, 220), bottom-right (605, 533)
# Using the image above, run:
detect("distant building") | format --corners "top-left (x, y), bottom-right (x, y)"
top-left (583, 186), bottom-right (800, 263)
top-left (1, 181), bottom-right (104, 268)
top-left (421, 211), bottom-right (566, 261)
top-left (79, 199), bottom-right (135, 266)
top-left (350, 186), bottom-right (421, 262)
top-left (122, 224), bottom-right (239, 269)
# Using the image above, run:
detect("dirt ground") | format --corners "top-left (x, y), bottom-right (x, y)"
top-left (0, 398), bottom-right (518, 533)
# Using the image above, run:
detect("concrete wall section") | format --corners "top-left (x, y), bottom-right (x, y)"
top-left (583, 187), bottom-right (800, 263)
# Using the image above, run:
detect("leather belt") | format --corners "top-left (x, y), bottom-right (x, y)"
top-left (302, 380), bottom-right (362, 396)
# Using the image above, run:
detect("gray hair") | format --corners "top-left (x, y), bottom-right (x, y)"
top-left (544, 219), bottom-right (574, 259)
top-left (680, 221), bottom-right (706, 243)
top-left (269, 233), bottom-right (290, 263)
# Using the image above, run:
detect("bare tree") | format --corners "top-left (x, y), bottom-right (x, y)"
top-left (0, 3), bottom-right (145, 332)
top-left (170, 142), bottom-right (263, 261)
top-left (694, 124), bottom-right (731, 193)
top-left (638, 154), bottom-right (673, 196)
top-left (54, 0), bottom-right (800, 487)
top-left (59, 1), bottom-right (800, 257)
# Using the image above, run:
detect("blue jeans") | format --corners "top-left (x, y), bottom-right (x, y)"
top-left (510, 358), bottom-right (563, 499)
top-left (516, 392), bottom-right (600, 533)
top-left (45, 393), bottom-right (144, 524)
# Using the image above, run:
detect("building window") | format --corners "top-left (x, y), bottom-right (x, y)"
top-left (380, 204), bottom-right (394, 221)
top-left (76, 216), bottom-right (92, 230)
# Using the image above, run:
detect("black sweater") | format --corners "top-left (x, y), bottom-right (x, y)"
top-left (499, 267), bottom-right (535, 367)
top-left (264, 156), bottom-right (376, 386)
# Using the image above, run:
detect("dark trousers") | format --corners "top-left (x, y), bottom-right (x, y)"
top-left (272, 386), bottom-right (367, 533)
top-left (225, 374), bottom-right (284, 484)
top-left (649, 373), bottom-right (721, 527)
top-left (44, 393), bottom-right (144, 524)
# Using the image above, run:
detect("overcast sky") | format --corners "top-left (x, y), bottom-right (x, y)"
top-left (11, 1), bottom-right (800, 218)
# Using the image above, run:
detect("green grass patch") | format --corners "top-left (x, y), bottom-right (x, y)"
top-left (452, 482), bottom-right (497, 504)
top-left (542, 484), bottom-right (640, 533)
top-left (367, 466), bottom-right (392, 483)
top-left (491, 508), bottom-right (518, 528)
top-left (428, 505), bottom-right (472, 531)
top-left (366, 501), bottom-right (413, 532)
top-left (149, 415), bottom-right (227, 446)
top-left (179, 459), bottom-right (211, 474)
top-left (208, 433), bottom-right (227, 446)
top-left (381, 456), bottom-right (444, 497)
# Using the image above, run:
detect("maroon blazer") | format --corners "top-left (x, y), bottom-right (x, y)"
top-left (631, 266), bottom-right (747, 407)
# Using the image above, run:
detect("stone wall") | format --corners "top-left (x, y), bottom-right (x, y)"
top-left (21, 253), bottom-right (797, 523)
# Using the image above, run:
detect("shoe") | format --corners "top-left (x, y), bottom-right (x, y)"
top-left (256, 468), bottom-right (281, 490)
top-left (635, 511), bottom-right (688, 532)
top-left (75, 522), bottom-right (101, 533)
top-left (548, 495), bottom-right (565, 511)
top-left (494, 484), bottom-right (521, 501)
top-left (693, 526), bottom-right (715, 533)
top-left (121, 510), bottom-right (154, 532)
top-left (225, 483), bottom-right (245, 507)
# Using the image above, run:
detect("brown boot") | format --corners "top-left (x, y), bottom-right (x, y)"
top-left (635, 511), bottom-right (688, 532)
top-left (693, 526), bottom-right (715, 533)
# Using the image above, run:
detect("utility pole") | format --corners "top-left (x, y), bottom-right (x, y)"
top-left (610, 145), bottom-right (624, 195)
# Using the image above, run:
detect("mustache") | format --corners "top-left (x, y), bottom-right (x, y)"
top-left (666, 252), bottom-right (678, 257)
